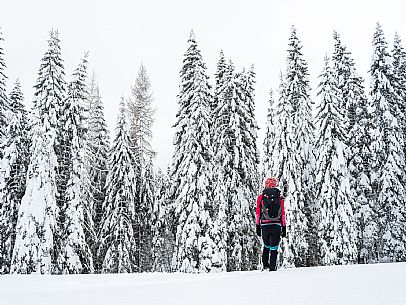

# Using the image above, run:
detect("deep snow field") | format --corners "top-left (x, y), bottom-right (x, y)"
top-left (0, 262), bottom-right (405, 305)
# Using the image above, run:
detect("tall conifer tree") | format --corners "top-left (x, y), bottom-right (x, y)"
top-left (314, 57), bottom-right (357, 265)
top-left (169, 31), bottom-right (216, 273)
top-left (332, 31), bottom-right (375, 263)
top-left (86, 73), bottom-right (110, 271)
top-left (11, 30), bottom-right (66, 274)
top-left (57, 57), bottom-right (94, 273)
top-left (0, 80), bottom-right (29, 274)
top-left (369, 24), bottom-right (406, 261)
top-left (98, 98), bottom-right (138, 273)
top-left (211, 57), bottom-right (234, 272)
top-left (234, 68), bottom-right (260, 270)
top-left (212, 58), bottom-right (260, 271)
top-left (283, 26), bottom-right (313, 267)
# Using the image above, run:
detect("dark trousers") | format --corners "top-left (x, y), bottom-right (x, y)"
top-left (261, 225), bottom-right (281, 270)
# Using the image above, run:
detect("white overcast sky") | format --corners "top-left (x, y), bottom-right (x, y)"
top-left (1, 0), bottom-right (406, 169)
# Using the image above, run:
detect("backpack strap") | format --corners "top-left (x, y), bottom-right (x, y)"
top-left (259, 193), bottom-right (267, 222)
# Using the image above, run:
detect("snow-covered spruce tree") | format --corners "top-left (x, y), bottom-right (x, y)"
top-left (0, 29), bottom-right (7, 158)
top-left (392, 38), bottom-right (406, 261)
top-left (0, 80), bottom-right (29, 274)
top-left (54, 56), bottom-right (73, 273)
top-left (169, 31), bottom-right (217, 273)
top-left (151, 167), bottom-right (175, 272)
top-left (348, 79), bottom-right (376, 264)
top-left (86, 73), bottom-right (110, 272)
top-left (210, 53), bottom-right (232, 272)
top-left (283, 26), bottom-right (314, 267)
top-left (57, 57), bottom-right (94, 274)
top-left (369, 24), bottom-right (406, 262)
top-left (11, 30), bottom-right (66, 274)
top-left (211, 60), bottom-right (259, 272)
top-left (237, 66), bottom-right (260, 270)
top-left (332, 31), bottom-right (376, 263)
top-left (262, 88), bottom-right (276, 178)
top-left (314, 56), bottom-right (357, 265)
top-left (127, 63), bottom-right (155, 272)
top-left (98, 97), bottom-right (138, 273)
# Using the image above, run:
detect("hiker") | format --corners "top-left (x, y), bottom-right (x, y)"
top-left (256, 177), bottom-right (287, 271)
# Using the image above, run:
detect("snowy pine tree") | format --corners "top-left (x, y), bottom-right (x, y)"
top-left (282, 26), bottom-right (313, 267)
top-left (314, 56), bottom-right (357, 265)
top-left (211, 60), bottom-right (259, 271)
top-left (11, 30), bottom-right (66, 274)
top-left (210, 53), bottom-right (233, 272)
top-left (349, 77), bottom-right (376, 263)
top-left (169, 31), bottom-right (217, 273)
top-left (98, 97), bottom-right (138, 273)
top-left (0, 80), bottom-right (29, 274)
top-left (332, 31), bottom-right (376, 263)
top-left (392, 37), bottom-right (406, 260)
top-left (235, 67), bottom-right (260, 270)
top-left (369, 24), bottom-right (406, 262)
top-left (57, 57), bottom-right (94, 274)
top-left (86, 73), bottom-right (110, 272)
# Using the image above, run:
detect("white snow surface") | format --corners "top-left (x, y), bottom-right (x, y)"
top-left (1, 263), bottom-right (405, 305)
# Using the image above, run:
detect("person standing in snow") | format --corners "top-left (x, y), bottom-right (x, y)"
top-left (256, 177), bottom-right (287, 271)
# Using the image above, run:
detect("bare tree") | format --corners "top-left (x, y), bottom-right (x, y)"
top-left (127, 63), bottom-right (156, 272)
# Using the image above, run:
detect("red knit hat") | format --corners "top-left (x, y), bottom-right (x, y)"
top-left (265, 177), bottom-right (277, 188)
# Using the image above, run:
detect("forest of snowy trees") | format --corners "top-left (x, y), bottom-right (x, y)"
top-left (0, 23), bottom-right (405, 275)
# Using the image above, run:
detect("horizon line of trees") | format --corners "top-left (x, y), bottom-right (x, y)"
top-left (0, 22), bottom-right (405, 275)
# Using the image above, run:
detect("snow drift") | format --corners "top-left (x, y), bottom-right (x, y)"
top-left (0, 262), bottom-right (405, 305)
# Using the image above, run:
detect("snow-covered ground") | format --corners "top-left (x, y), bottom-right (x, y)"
top-left (1, 262), bottom-right (405, 305)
